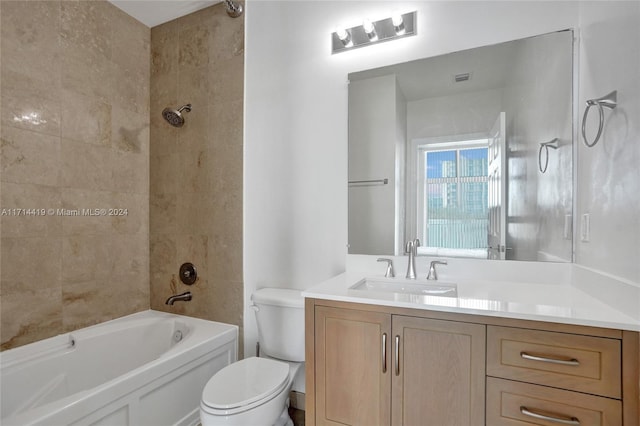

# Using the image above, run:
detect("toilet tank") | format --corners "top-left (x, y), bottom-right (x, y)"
top-left (251, 288), bottom-right (305, 362)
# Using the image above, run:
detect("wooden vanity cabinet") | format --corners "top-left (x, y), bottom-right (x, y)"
top-left (305, 298), bottom-right (640, 426)
top-left (313, 306), bottom-right (391, 426)
top-left (307, 300), bottom-right (486, 426)
top-left (486, 326), bottom-right (639, 426)
top-left (486, 377), bottom-right (623, 425)
top-left (391, 315), bottom-right (485, 426)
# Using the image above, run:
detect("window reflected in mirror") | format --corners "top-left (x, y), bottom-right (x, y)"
top-left (418, 142), bottom-right (489, 258)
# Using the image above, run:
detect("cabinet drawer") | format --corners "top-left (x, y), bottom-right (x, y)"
top-left (487, 377), bottom-right (622, 425)
top-left (487, 326), bottom-right (621, 398)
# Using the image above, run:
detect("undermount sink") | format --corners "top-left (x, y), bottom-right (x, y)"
top-left (350, 277), bottom-right (458, 298)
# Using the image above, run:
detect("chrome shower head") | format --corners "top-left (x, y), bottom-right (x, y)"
top-left (224, 0), bottom-right (243, 18)
top-left (162, 104), bottom-right (191, 128)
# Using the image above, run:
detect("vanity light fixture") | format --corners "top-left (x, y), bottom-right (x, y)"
top-left (331, 11), bottom-right (417, 54)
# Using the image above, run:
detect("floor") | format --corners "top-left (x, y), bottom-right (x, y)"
top-left (289, 407), bottom-right (305, 426)
top-left (197, 408), bottom-right (304, 426)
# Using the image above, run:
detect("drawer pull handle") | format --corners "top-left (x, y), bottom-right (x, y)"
top-left (520, 406), bottom-right (580, 425)
top-left (520, 352), bottom-right (580, 366)
top-left (382, 333), bottom-right (387, 373)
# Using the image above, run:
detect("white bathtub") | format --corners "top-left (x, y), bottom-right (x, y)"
top-left (0, 310), bottom-right (237, 426)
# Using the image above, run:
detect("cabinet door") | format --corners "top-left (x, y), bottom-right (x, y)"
top-left (314, 306), bottom-right (392, 426)
top-left (392, 316), bottom-right (486, 426)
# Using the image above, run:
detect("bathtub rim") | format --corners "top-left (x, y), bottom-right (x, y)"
top-left (1, 310), bottom-right (237, 366)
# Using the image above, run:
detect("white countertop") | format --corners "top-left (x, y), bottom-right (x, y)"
top-left (303, 269), bottom-right (640, 332)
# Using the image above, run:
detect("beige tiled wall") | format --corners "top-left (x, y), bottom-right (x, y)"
top-left (0, 1), bottom-right (243, 353)
top-left (149, 5), bottom-right (244, 355)
top-left (0, 1), bottom-right (150, 350)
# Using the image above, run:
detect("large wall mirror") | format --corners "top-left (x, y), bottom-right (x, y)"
top-left (348, 30), bottom-right (574, 262)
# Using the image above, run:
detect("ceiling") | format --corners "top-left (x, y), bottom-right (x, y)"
top-left (349, 41), bottom-right (516, 102)
top-left (108, 0), bottom-right (218, 27)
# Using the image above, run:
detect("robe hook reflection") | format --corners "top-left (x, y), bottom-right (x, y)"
top-left (581, 90), bottom-right (617, 148)
top-left (538, 138), bottom-right (559, 174)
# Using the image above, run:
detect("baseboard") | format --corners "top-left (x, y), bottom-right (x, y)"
top-left (290, 391), bottom-right (305, 411)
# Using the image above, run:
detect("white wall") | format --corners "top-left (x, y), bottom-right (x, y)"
top-left (576, 2), bottom-right (640, 284)
top-left (503, 31), bottom-right (574, 262)
top-left (244, 0), bottom-right (640, 359)
top-left (348, 75), bottom-right (398, 255)
top-left (407, 88), bottom-right (503, 141)
top-left (244, 0), bottom-right (584, 357)
top-left (394, 79), bottom-right (408, 255)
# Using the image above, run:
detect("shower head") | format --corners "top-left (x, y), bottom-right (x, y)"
top-left (162, 104), bottom-right (191, 128)
top-left (223, 0), bottom-right (243, 18)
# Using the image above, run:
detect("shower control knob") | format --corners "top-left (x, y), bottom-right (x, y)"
top-left (179, 263), bottom-right (197, 285)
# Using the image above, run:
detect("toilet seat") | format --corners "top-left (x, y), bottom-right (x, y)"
top-left (201, 357), bottom-right (290, 416)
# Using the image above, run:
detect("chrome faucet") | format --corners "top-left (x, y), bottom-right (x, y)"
top-left (427, 260), bottom-right (448, 280)
top-left (405, 239), bottom-right (420, 279)
top-left (165, 291), bottom-right (192, 305)
top-left (377, 258), bottom-right (395, 278)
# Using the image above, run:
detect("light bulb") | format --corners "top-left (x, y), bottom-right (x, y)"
top-left (336, 28), bottom-right (352, 47)
top-left (363, 19), bottom-right (377, 41)
top-left (392, 14), bottom-right (405, 35)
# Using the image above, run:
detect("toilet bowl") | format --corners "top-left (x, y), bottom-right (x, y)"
top-left (200, 357), bottom-right (301, 426)
top-left (200, 288), bottom-right (305, 426)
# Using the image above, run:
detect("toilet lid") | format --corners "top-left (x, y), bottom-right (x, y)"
top-left (202, 357), bottom-right (290, 410)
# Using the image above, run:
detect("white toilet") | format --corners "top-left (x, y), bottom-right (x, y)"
top-left (200, 288), bottom-right (305, 426)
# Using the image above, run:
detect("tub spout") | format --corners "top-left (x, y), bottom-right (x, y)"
top-left (165, 291), bottom-right (192, 305)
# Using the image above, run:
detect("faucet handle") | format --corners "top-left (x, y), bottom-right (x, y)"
top-left (377, 258), bottom-right (395, 278)
top-left (427, 260), bottom-right (448, 280)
